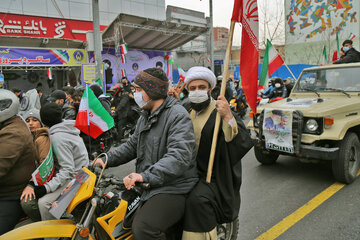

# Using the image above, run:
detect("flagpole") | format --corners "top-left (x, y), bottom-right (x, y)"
top-left (206, 21), bottom-right (236, 183)
top-left (86, 85), bottom-right (92, 156)
top-left (283, 62), bottom-right (297, 81)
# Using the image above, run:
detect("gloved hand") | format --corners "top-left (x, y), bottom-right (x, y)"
top-left (28, 182), bottom-right (47, 199)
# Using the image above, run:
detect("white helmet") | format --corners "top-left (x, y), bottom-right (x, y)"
top-left (0, 89), bottom-right (20, 123)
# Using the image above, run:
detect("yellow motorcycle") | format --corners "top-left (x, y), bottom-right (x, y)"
top-left (0, 155), bottom-right (150, 240)
top-left (1, 155), bottom-right (239, 240)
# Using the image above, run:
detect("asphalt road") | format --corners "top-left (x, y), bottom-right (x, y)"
top-left (105, 116), bottom-right (360, 240)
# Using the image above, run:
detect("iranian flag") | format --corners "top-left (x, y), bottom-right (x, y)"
top-left (120, 44), bottom-right (128, 55)
top-left (349, 32), bottom-right (356, 40)
top-left (121, 69), bottom-right (127, 77)
top-left (121, 54), bottom-right (127, 64)
top-left (177, 64), bottom-right (186, 81)
top-left (47, 68), bottom-right (53, 80)
top-left (32, 145), bottom-right (55, 186)
top-left (336, 31), bottom-right (340, 58)
top-left (259, 39), bottom-right (284, 87)
top-left (321, 45), bottom-right (327, 66)
top-left (232, 0), bottom-right (259, 114)
top-left (75, 86), bottom-right (114, 139)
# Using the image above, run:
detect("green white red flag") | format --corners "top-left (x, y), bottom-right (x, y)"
top-left (121, 54), bottom-right (127, 64)
top-left (232, 0), bottom-right (259, 114)
top-left (120, 44), bottom-right (128, 55)
top-left (47, 68), bottom-right (53, 80)
top-left (259, 39), bottom-right (284, 87)
top-left (75, 85), bottom-right (114, 139)
top-left (321, 45), bottom-right (328, 66)
top-left (349, 32), bottom-right (356, 40)
top-left (121, 69), bottom-right (127, 77)
top-left (177, 64), bottom-right (186, 81)
top-left (32, 145), bottom-right (55, 186)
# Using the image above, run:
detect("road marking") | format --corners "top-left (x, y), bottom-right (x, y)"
top-left (254, 182), bottom-right (345, 240)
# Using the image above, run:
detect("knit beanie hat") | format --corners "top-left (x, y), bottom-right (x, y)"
top-left (133, 69), bottom-right (169, 100)
top-left (24, 108), bottom-right (43, 126)
top-left (40, 102), bottom-right (62, 128)
top-left (50, 90), bottom-right (66, 100)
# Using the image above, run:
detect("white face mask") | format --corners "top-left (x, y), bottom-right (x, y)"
top-left (275, 83), bottom-right (281, 88)
top-left (134, 92), bottom-right (150, 109)
top-left (188, 90), bottom-right (209, 103)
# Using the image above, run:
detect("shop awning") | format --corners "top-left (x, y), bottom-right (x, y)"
top-left (102, 14), bottom-right (208, 51)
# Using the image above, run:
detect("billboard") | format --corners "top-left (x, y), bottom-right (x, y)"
top-left (285, 0), bottom-right (360, 64)
top-left (98, 48), bottom-right (173, 84)
top-left (0, 47), bottom-right (87, 66)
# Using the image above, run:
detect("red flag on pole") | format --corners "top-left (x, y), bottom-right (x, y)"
top-left (232, 0), bottom-right (259, 114)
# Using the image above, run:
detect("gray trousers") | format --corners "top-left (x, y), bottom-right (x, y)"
top-left (38, 183), bottom-right (69, 221)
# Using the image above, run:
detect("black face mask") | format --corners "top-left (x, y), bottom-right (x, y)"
top-left (122, 82), bottom-right (128, 86)
top-left (190, 93), bottom-right (211, 112)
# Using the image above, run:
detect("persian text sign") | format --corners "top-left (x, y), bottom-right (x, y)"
top-left (0, 47), bottom-right (86, 66)
top-left (81, 64), bottom-right (96, 85)
top-left (0, 13), bottom-right (106, 41)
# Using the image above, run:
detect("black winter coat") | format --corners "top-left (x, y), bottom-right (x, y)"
top-left (334, 48), bottom-right (360, 64)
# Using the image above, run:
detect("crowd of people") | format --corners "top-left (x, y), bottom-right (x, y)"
top-left (0, 66), bottom-right (253, 239)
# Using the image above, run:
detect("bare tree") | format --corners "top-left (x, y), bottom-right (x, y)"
top-left (258, 0), bottom-right (285, 48)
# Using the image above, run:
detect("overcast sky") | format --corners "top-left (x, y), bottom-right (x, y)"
top-left (165, 0), bottom-right (242, 45)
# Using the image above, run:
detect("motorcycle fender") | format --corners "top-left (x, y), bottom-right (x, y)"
top-left (0, 219), bottom-right (91, 240)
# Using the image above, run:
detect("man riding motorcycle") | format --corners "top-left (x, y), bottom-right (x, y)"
top-left (263, 77), bottom-right (287, 100)
top-left (94, 68), bottom-right (198, 239)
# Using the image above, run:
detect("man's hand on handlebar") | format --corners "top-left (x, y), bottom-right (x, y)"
top-left (93, 158), bottom-right (105, 168)
top-left (123, 173), bottom-right (143, 190)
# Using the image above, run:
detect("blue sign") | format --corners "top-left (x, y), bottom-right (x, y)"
top-left (0, 74), bottom-right (4, 84)
top-left (214, 60), bottom-right (224, 65)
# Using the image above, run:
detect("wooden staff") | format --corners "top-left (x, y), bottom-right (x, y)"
top-left (206, 21), bottom-right (236, 183)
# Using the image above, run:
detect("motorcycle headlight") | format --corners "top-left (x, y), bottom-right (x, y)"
top-left (306, 119), bottom-right (318, 132)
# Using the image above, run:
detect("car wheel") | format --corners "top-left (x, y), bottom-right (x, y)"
top-left (332, 132), bottom-right (360, 184)
top-left (217, 218), bottom-right (239, 240)
top-left (254, 145), bottom-right (279, 165)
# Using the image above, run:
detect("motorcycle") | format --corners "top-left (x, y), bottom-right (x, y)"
top-left (229, 95), bottom-right (248, 119)
top-left (0, 155), bottom-right (239, 240)
top-left (82, 130), bottom-right (114, 160)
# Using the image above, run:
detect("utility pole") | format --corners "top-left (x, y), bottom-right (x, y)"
top-left (209, 0), bottom-right (214, 72)
top-left (92, 0), bottom-right (102, 81)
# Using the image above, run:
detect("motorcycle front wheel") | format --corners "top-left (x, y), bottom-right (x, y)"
top-left (217, 218), bottom-right (239, 240)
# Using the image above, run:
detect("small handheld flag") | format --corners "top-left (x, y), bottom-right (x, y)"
top-left (75, 85), bottom-right (114, 139)
top-left (47, 68), bottom-right (53, 80)
top-left (120, 44), bottom-right (128, 55)
top-left (121, 69), bottom-right (127, 77)
top-left (121, 54), bottom-right (127, 64)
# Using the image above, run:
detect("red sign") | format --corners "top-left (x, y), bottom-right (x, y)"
top-left (0, 13), bottom-right (107, 42)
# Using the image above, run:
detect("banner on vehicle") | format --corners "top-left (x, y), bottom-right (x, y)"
top-left (263, 109), bottom-right (294, 153)
top-left (0, 47), bottom-right (86, 66)
top-left (31, 145), bottom-right (55, 186)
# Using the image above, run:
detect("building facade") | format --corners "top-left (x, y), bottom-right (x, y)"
top-left (285, 0), bottom-right (360, 64)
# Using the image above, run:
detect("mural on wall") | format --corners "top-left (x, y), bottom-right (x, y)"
top-left (286, 0), bottom-right (359, 43)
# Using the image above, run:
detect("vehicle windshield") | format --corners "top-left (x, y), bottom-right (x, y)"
top-left (294, 67), bottom-right (360, 93)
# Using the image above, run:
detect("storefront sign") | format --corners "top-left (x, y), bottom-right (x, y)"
top-left (0, 13), bottom-right (106, 41)
top-left (0, 47), bottom-right (86, 66)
